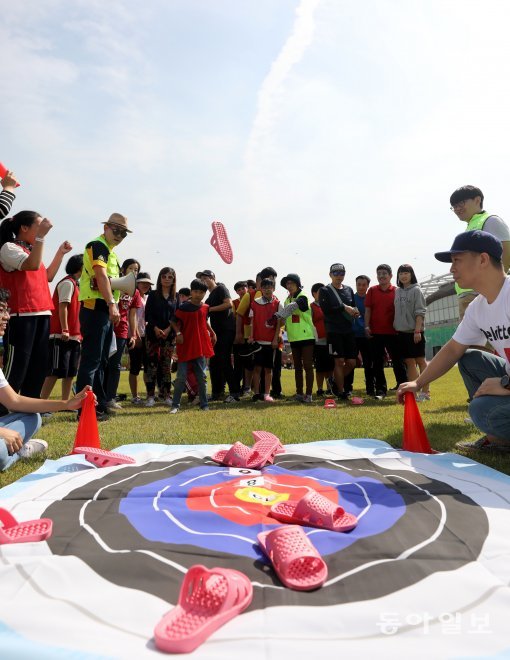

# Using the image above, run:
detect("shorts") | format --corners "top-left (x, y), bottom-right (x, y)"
top-left (47, 338), bottom-right (81, 378)
top-left (314, 343), bottom-right (334, 372)
top-left (327, 332), bottom-right (357, 360)
top-left (128, 338), bottom-right (146, 376)
top-left (254, 344), bottom-right (276, 369)
top-left (398, 331), bottom-right (426, 359)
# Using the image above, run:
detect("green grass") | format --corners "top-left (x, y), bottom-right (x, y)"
top-left (2, 366), bottom-right (510, 488)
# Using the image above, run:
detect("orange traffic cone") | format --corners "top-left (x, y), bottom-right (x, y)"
top-left (402, 392), bottom-right (437, 454)
top-left (71, 390), bottom-right (100, 454)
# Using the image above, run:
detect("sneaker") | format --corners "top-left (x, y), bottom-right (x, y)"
top-left (338, 392), bottom-right (351, 401)
top-left (41, 412), bottom-right (53, 419)
top-left (169, 407), bottom-right (179, 414)
top-left (263, 394), bottom-right (275, 403)
top-left (303, 395), bottom-right (313, 403)
top-left (293, 394), bottom-right (304, 402)
top-left (145, 396), bottom-right (156, 408)
top-left (207, 394), bottom-right (222, 402)
top-left (200, 406), bottom-right (209, 411)
top-left (188, 397), bottom-right (200, 406)
top-left (455, 436), bottom-right (510, 453)
top-left (415, 392), bottom-right (426, 402)
top-left (224, 395), bottom-right (240, 403)
top-left (242, 387), bottom-right (252, 396)
top-left (251, 394), bottom-right (262, 402)
top-left (164, 397), bottom-right (173, 407)
top-left (96, 411), bottom-right (110, 421)
top-left (131, 396), bottom-right (143, 405)
top-left (374, 390), bottom-right (386, 400)
top-left (238, 342), bottom-right (262, 357)
top-left (106, 399), bottom-right (122, 411)
top-left (18, 439), bottom-right (48, 459)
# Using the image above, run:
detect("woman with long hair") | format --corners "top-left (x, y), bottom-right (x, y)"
top-left (394, 264), bottom-right (429, 401)
top-left (0, 211), bottom-right (71, 401)
top-left (144, 266), bottom-right (177, 407)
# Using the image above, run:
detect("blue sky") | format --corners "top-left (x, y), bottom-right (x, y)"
top-left (2, 0), bottom-right (510, 296)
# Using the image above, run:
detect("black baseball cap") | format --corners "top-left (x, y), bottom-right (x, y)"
top-left (435, 230), bottom-right (503, 263)
top-left (196, 270), bottom-right (215, 279)
top-left (329, 263), bottom-right (345, 273)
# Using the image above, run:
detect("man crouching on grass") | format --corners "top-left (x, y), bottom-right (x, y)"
top-left (0, 288), bottom-right (92, 471)
top-left (398, 230), bottom-right (510, 453)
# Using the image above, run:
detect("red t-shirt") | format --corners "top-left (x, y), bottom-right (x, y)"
top-left (364, 285), bottom-right (397, 335)
top-left (115, 289), bottom-right (143, 339)
top-left (175, 302), bottom-right (214, 362)
top-left (311, 301), bottom-right (326, 339)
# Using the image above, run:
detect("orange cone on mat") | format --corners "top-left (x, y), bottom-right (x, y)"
top-left (402, 392), bottom-right (436, 454)
top-left (72, 390), bottom-right (100, 454)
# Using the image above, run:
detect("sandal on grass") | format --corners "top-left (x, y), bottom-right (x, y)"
top-left (257, 525), bottom-right (328, 591)
top-left (154, 565), bottom-right (252, 654)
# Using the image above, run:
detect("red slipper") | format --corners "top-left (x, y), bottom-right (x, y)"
top-left (350, 396), bottom-right (364, 405)
top-left (269, 490), bottom-right (358, 532)
top-left (211, 432), bottom-right (285, 469)
top-left (154, 565), bottom-right (252, 653)
top-left (210, 221), bottom-right (233, 264)
top-left (0, 508), bottom-right (52, 544)
top-left (257, 525), bottom-right (328, 591)
top-left (324, 398), bottom-right (336, 409)
top-left (211, 441), bottom-right (253, 467)
top-left (73, 447), bottom-right (136, 467)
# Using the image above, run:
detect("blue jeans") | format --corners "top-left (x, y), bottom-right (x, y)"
top-left (0, 412), bottom-right (41, 471)
top-left (172, 358), bottom-right (208, 409)
top-left (459, 349), bottom-right (510, 440)
top-left (76, 307), bottom-right (113, 413)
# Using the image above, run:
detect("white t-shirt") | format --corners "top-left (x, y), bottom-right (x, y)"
top-left (453, 276), bottom-right (510, 370)
top-left (0, 368), bottom-right (8, 389)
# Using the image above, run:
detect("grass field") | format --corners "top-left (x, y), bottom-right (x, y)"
top-left (2, 366), bottom-right (510, 488)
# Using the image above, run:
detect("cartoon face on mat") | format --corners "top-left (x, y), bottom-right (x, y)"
top-left (43, 454), bottom-right (489, 609)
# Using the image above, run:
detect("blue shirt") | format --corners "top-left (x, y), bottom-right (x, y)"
top-left (353, 293), bottom-right (366, 337)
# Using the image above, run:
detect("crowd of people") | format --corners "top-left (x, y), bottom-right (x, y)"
top-left (1, 174), bottom-right (510, 470)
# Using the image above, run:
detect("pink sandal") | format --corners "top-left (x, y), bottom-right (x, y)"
top-left (73, 447), bottom-right (136, 468)
top-left (0, 508), bottom-right (52, 544)
top-left (210, 221), bottom-right (233, 264)
top-left (154, 565), bottom-right (252, 653)
top-left (257, 525), bottom-right (328, 591)
top-left (324, 398), bottom-right (336, 409)
top-left (350, 396), bottom-right (364, 405)
top-left (269, 490), bottom-right (357, 532)
top-left (211, 431), bottom-right (285, 469)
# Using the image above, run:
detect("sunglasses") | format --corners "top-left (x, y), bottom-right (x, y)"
top-left (107, 224), bottom-right (128, 238)
top-left (331, 270), bottom-right (345, 276)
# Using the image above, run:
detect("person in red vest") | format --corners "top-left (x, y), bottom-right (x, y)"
top-left (0, 211), bottom-right (72, 406)
top-left (40, 254), bottom-right (83, 404)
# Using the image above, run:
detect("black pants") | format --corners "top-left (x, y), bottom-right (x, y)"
top-left (76, 307), bottom-right (113, 413)
top-left (344, 336), bottom-right (376, 395)
top-left (371, 334), bottom-right (407, 394)
top-left (3, 314), bottom-right (49, 398)
top-left (209, 330), bottom-right (236, 397)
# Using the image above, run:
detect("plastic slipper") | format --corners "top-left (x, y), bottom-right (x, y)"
top-left (154, 565), bottom-right (253, 653)
top-left (73, 446), bottom-right (136, 467)
top-left (350, 396), bottom-right (364, 405)
top-left (210, 221), bottom-right (233, 264)
top-left (269, 490), bottom-right (358, 532)
top-left (251, 430), bottom-right (285, 456)
top-left (324, 398), bottom-right (336, 409)
top-left (0, 508), bottom-right (52, 544)
top-left (211, 441), bottom-right (253, 467)
top-left (257, 525), bottom-right (328, 591)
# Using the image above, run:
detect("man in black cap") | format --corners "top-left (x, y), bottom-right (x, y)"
top-left (197, 269), bottom-right (238, 402)
top-left (399, 230), bottom-right (510, 454)
top-left (449, 185), bottom-right (510, 318)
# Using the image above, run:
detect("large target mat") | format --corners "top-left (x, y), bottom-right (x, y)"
top-left (1, 438), bottom-right (510, 659)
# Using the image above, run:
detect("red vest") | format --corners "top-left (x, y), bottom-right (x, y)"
top-left (233, 298), bottom-right (250, 327)
top-left (49, 275), bottom-right (81, 338)
top-left (251, 297), bottom-right (280, 343)
top-left (311, 301), bottom-right (326, 339)
top-left (0, 245), bottom-right (53, 314)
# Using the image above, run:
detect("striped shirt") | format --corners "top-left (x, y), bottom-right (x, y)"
top-left (0, 190), bottom-right (15, 219)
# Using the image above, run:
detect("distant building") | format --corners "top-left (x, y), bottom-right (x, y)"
top-left (421, 273), bottom-right (459, 360)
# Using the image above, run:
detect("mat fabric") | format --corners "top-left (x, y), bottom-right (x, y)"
top-left (0, 439), bottom-right (510, 659)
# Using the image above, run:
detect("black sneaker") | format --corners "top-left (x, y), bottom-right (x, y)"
top-left (251, 394), bottom-right (263, 402)
top-left (239, 342), bottom-right (262, 357)
top-left (96, 411), bottom-right (110, 421)
top-left (374, 390), bottom-right (386, 400)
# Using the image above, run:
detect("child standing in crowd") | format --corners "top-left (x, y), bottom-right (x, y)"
top-left (232, 280), bottom-right (254, 396)
top-left (310, 283), bottom-right (334, 396)
top-left (41, 253), bottom-right (83, 404)
top-left (344, 275), bottom-right (375, 396)
top-left (144, 267), bottom-right (178, 407)
top-left (0, 211), bottom-right (72, 404)
top-left (170, 279), bottom-right (216, 413)
top-left (176, 286), bottom-right (199, 404)
top-left (278, 274), bottom-right (315, 403)
top-left (128, 272), bottom-right (152, 404)
top-left (106, 259), bottom-right (142, 410)
top-left (394, 264), bottom-right (429, 401)
top-left (249, 278), bottom-right (282, 403)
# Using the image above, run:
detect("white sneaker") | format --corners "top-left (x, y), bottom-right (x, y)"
top-left (164, 397), bottom-right (173, 407)
top-left (18, 439), bottom-right (48, 459)
top-left (170, 407), bottom-right (179, 414)
top-left (106, 399), bottom-right (122, 410)
top-left (145, 396), bottom-right (156, 407)
top-left (131, 396), bottom-right (143, 405)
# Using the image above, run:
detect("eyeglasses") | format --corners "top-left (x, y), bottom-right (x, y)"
top-left (331, 270), bottom-right (345, 276)
top-left (450, 200), bottom-right (468, 211)
top-left (107, 224), bottom-right (128, 238)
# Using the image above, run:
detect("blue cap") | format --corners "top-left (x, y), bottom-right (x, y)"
top-left (435, 230), bottom-right (503, 263)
